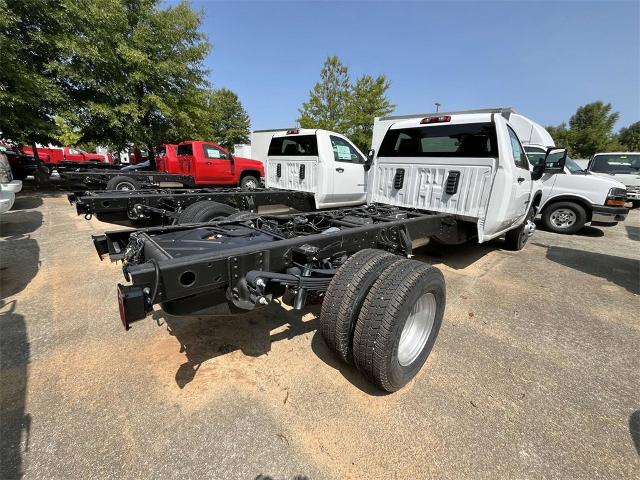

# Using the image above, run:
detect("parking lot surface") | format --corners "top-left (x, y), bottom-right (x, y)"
top-left (1, 186), bottom-right (639, 479)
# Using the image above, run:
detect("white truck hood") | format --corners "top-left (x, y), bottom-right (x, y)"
top-left (590, 171), bottom-right (640, 187)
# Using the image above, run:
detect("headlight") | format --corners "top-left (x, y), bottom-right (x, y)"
top-left (605, 187), bottom-right (627, 206)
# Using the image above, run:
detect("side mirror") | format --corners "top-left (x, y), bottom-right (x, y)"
top-left (364, 149), bottom-right (374, 171)
top-left (543, 148), bottom-right (567, 174)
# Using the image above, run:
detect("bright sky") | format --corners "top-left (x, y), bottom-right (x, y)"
top-left (188, 0), bottom-right (639, 131)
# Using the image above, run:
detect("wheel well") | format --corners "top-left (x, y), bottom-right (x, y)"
top-left (240, 170), bottom-right (261, 180)
top-left (541, 195), bottom-right (593, 221)
top-left (531, 191), bottom-right (543, 212)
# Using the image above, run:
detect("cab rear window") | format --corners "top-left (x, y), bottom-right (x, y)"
top-left (379, 123), bottom-right (498, 157)
top-left (268, 135), bottom-right (318, 156)
top-left (176, 144), bottom-right (193, 156)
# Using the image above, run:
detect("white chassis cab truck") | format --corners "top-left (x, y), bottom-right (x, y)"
top-left (369, 109), bottom-right (566, 248)
top-left (93, 111), bottom-right (566, 392)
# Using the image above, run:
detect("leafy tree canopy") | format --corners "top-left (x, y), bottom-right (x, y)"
top-left (203, 88), bottom-right (251, 151)
top-left (53, 0), bottom-right (211, 151)
top-left (618, 121), bottom-right (640, 151)
top-left (298, 56), bottom-right (395, 153)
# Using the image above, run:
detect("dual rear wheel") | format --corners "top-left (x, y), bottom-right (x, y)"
top-left (320, 249), bottom-right (446, 392)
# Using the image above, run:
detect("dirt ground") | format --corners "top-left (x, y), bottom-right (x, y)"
top-left (1, 184), bottom-right (639, 479)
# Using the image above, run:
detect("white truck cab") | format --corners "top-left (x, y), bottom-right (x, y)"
top-left (524, 144), bottom-right (628, 233)
top-left (587, 152), bottom-right (640, 207)
top-left (262, 128), bottom-right (368, 209)
top-left (369, 109), bottom-right (565, 245)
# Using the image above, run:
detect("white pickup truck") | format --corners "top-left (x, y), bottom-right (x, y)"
top-left (586, 152), bottom-right (640, 208)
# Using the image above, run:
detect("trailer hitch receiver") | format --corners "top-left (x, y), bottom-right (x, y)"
top-left (117, 284), bottom-right (148, 330)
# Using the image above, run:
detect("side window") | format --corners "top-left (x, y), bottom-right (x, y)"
top-left (330, 135), bottom-right (364, 164)
top-left (69, 148), bottom-right (80, 155)
top-left (203, 144), bottom-right (228, 160)
top-left (523, 147), bottom-right (547, 167)
top-left (507, 126), bottom-right (529, 170)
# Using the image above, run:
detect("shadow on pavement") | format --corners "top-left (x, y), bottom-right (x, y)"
top-left (574, 225), bottom-right (605, 238)
top-left (0, 211), bottom-right (43, 238)
top-left (534, 243), bottom-right (640, 294)
top-left (626, 225), bottom-right (640, 241)
top-left (151, 302), bottom-right (321, 389)
top-left (0, 236), bottom-right (40, 298)
top-left (630, 410), bottom-right (640, 456)
top-left (412, 240), bottom-right (496, 270)
top-left (310, 331), bottom-right (388, 396)
top-left (11, 196), bottom-right (43, 211)
top-left (0, 300), bottom-right (31, 479)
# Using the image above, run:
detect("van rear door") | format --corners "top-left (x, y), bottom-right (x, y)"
top-left (265, 133), bottom-right (318, 193)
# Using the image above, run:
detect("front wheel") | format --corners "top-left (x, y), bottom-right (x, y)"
top-left (541, 201), bottom-right (587, 234)
top-left (504, 209), bottom-right (536, 251)
top-left (240, 175), bottom-right (259, 189)
top-left (631, 200), bottom-right (640, 209)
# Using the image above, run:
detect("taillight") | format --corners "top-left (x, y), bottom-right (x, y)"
top-left (117, 284), bottom-right (148, 330)
top-left (420, 115), bottom-right (451, 124)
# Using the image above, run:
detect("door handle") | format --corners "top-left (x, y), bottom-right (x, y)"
top-left (336, 168), bottom-right (344, 173)
top-left (206, 161), bottom-right (212, 165)
top-left (517, 177), bottom-right (525, 183)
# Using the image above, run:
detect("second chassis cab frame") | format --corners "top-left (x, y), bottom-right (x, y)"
top-left (69, 187), bottom-right (315, 223)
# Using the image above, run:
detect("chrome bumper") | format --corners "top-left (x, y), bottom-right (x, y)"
top-left (591, 205), bottom-right (629, 224)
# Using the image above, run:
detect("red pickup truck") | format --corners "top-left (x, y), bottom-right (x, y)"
top-left (61, 140), bottom-right (264, 190)
top-left (21, 146), bottom-right (109, 164)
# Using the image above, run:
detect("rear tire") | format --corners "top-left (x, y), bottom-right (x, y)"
top-left (541, 201), bottom-right (586, 234)
top-left (631, 200), bottom-right (640, 209)
top-left (320, 249), bottom-right (400, 364)
top-left (240, 175), bottom-right (259, 189)
top-left (176, 200), bottom-right (237, 224)
top-left (352, 260), bottom-right (446, 392)
top-left (106, 175), bottom-right (139, 191)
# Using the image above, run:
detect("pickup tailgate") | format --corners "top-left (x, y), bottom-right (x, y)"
top-left (369, 157), bottom-right (495, 220)
top-left (265, 156), bottom-right (318, 193)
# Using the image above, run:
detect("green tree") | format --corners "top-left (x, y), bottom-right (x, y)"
top-left (346, 74), bottom-right (395, 152)
top-left (567, 101), bottom-right (620, 157)
top-left (204, 88), bottom-right (251, 150)
top-left (54, 0), bottom-right (210, 152)
top-left (0, 0), bottom-right (65, 145)
top-left (618, 121), bottom-right (640, 151)
top-left (546, 123), bottom-right (571, 150)
top-left (298, 56), bottom-right (351, 132)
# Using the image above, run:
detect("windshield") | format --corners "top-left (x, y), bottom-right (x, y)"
top-left (565, 158), bottom-right (583, 173)
top-left (590, 154), bottom-right (640, 174)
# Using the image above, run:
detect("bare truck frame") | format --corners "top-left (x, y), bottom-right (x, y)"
top-left (94, 205), bottom-right (462, 392)
top-left (69, 187), bottom-right (316, 223)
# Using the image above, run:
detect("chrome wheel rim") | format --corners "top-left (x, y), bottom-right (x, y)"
top-left (116, 182), bottom-right (135, 190)
top-left (398, 292), bottom-right (436, 366)
top-left (550, 208), bottom-right (576, 228)
top-left (245, 179), bottom-right (257, 189)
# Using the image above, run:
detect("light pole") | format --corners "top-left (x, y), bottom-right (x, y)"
top-left (435, 102), bottom-right (441, 113)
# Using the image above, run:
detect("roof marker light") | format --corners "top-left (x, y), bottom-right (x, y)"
top-left (420, 115), bottom-right (451, 124)
top-left (286, 129), bottom-right (300, 135)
